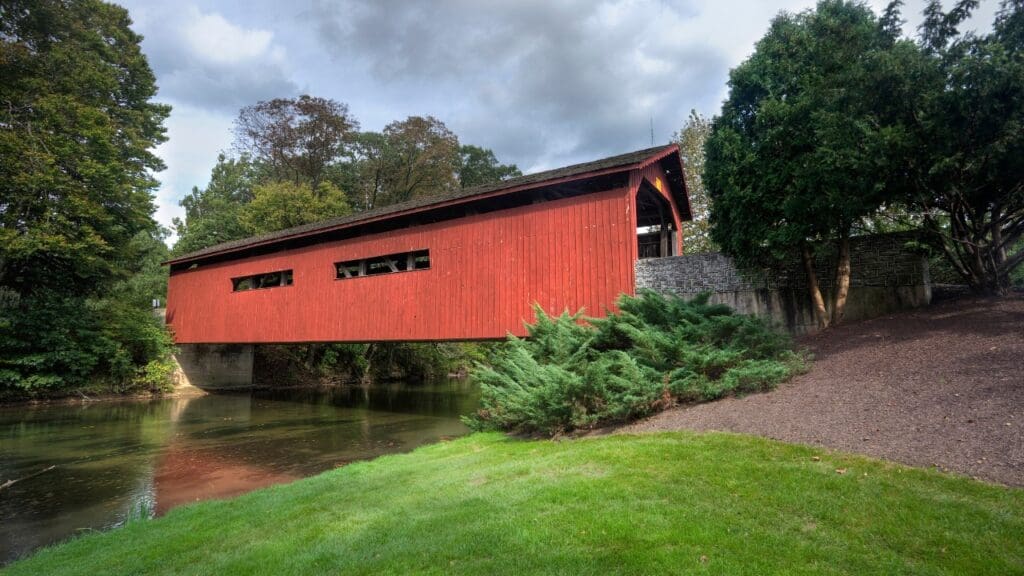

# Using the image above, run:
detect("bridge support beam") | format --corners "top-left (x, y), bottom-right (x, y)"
top-left (173, 344), bottom-right (254, 391)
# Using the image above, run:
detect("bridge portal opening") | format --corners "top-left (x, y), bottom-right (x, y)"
top-left (636, 183), bottom-right (676, 259)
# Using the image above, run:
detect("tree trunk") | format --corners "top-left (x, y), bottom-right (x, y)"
top-left (802, 244), bottom-right (829, 329)
top-left (361, 343), bottom-right (376, 385)
top-left (832, 233), bottom-right (851, 325)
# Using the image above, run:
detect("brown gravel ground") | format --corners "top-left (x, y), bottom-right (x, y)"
top-left (621, 295), bottom-right (1024, 486)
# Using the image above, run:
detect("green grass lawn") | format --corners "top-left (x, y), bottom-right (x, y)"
top-left (6, 432), bottom-right (1022, 575)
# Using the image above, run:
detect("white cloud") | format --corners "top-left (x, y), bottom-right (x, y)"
top-left (182, 7), bottom-right (276, 66)
top-left (149, 103), bottom-right (234, 235)
top-left (151, 104), bottom-right (236, 237)
top-left (128, 3), bottom-right (297, 112)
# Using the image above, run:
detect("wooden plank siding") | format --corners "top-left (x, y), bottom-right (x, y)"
top-left (166, 186), bottom-right (639, 344)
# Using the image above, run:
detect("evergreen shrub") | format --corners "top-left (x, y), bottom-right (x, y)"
top-left (467, 290), bottom-right (805, 435)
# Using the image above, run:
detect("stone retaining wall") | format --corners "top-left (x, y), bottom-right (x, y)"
top-left (635, 232), bottom-right (932, 334)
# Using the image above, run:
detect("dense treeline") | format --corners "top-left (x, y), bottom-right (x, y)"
top-left (172, 99), bottom-right (520, 257)
top-left (0, 0), bottom-right (175, 396)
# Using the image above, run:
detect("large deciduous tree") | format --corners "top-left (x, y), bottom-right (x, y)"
top-left (379, 116), bottom-right (461, 205)
top-left (0, 0), bottom-right (172, 392)
top-left (233, 95), bottom-right (358, 187)
top-left (897, 0), bottom-right (1024, 294)
top-left (0, 0), bottom-right (169, 295)
top-left (705, 0), bottom-right (915, 327)
top-left (348, 116), bottom-right (462, 210)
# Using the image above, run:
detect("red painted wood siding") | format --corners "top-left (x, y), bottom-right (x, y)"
top-left (167, 186), bottom-right (639, 344)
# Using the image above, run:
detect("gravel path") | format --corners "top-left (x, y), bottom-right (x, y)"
top-left (622, 295), bottom-right (1024, 486)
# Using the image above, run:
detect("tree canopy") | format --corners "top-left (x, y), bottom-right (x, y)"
top-left (174, 103), bottom-right (519, 254)
top-left (896, 0), bottom-right (1024, 294)
top-left (233, 95), bottom-right (358, 187)
top-left (706, 0), bottom-right (916, 326)
top-left (240, 181), bottom-right (351, 235)
top-left (0, 0), bottom-right (173, 394)
top-left (458, 145), bottom-right (522, 189)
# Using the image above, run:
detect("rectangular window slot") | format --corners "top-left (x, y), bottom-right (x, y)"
top-left (232, 269), bottom-right (293, 292)
top-left (336, 250), bottom-right (430, 280)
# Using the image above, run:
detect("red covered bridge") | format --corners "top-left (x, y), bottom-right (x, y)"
top-left (165, 144), bottom-right (691, 347)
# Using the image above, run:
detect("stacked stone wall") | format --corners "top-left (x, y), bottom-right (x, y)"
top-left (635, 232), bottom-right (931, 333)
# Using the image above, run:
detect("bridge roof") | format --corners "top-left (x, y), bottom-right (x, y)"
top-left (167, 144), bottom-right (688, 266)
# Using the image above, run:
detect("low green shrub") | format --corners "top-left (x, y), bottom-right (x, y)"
top-left (467, 291), bottom-right (805, 435)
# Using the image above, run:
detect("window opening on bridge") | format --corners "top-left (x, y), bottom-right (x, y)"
top-left (232, 269), bottom-right (293, 292)
top-left (336, 250), bottom-right (430, 280)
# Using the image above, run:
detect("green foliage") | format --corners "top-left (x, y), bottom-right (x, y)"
top-left (467, 291), bottom-right (803, 435)
top-left (346, 116), bottom-right (463, 210)
top-left (0, 0), bottom-right (174, 396)
top-left (458, 145), bottom-right (522, 188)
top-left (171, 154), bottom-right (263, 255)
top-left (240, 181), bottom-right (351, 234)
top-left (0, 286), bottom-right (174, 394)
top-left (0, 0), bottom-right (170, 296)
top-left (673, 110), bottom-right (717, 253)
top-left (706, 0), bottom-right (910, 265)
top-left (893, 0), bottom-right (1024, 294)
top-left (135, 356), bottom-right (176, 394)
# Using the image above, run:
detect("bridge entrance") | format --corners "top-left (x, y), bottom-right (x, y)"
top-left (636, 182), bottom-right (677, 259)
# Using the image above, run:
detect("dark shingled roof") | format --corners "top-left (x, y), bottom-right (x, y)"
top-left (168, 144), bottom-right (682, 265)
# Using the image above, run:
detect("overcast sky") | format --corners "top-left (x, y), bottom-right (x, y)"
top-left (116, 0), bottom-right (999, 239)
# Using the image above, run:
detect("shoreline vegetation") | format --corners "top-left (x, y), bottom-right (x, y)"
top-left (6, 432), bottom-right (1022, 575)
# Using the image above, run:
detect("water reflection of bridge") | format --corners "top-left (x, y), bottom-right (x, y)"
top-left (153, 384), bottom-right (476, 513)
top-left (1, 384), bottom-right (476, 563)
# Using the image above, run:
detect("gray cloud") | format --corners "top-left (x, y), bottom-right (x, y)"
top-left (309, 0), bottom-right (726, 170)
top-left (113, 0), bottom-right (999, 236)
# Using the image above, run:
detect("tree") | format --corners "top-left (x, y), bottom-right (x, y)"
top-left (705, 0), bottom-right (914, 327)
top-left (457, 145), bottom-right (521, 188)
top-left (172, 154), bottom-right (263, 255)
top-left (379, 116), bottom-right (461, 205)
top-left (0, 0), bottom-right (170, 295)
top-left (673, 110), bottom-right (716, 254)
top-left (240, 181), bottom-right (352, 234)
top-left (0, 0), bottom-right (172, 393)
top-left (233, 95), bottom-right (358, 187)
top-left (346, 131), bottom-right (392, 211)
top-left (346, 116), bottom-right (462, 210)
top-left (895, 0), bottom-right (1024, 294)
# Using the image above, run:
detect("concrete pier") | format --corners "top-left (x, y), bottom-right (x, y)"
top-left (173, 344), bottom-right (254, 391)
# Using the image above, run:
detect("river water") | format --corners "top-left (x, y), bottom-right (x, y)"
top-left (0, 380), bottom-right (479, 564)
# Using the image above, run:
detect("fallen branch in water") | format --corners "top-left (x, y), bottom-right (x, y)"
top-left (0, 465), bottom-right (56, 492)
